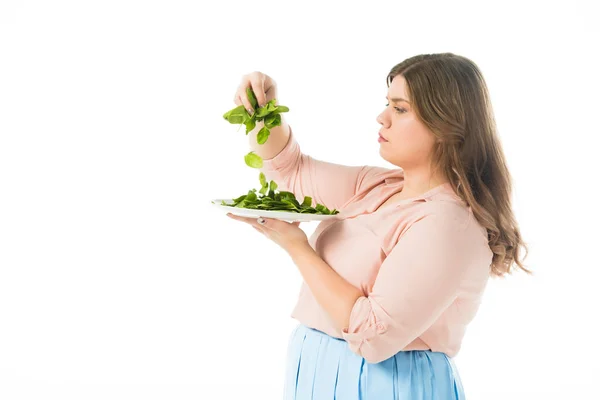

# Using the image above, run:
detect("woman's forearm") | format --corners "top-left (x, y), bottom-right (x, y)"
top-left (288, 243), bottom-right (364, 332)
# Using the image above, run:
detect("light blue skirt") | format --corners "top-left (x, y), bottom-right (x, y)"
top-left (283, 324), bottom-right (465, 400)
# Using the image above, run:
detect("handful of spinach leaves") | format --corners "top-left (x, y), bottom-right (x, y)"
top-left (222, 87), bottom-right (289, 169)
top-left (220, 173), bottom-right (340, 215)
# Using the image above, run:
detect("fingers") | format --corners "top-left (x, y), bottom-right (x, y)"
top-left (226, 213), bottom-right (263, 228)
top-left (249, 75), bottom-right (267, 108)
top-left (234, 72), bottom-right (269, 116)
top-left (237, 89), bottom-right (254, 115)
top-left (233, 94), bottom-right (241, 106)
top-left (227, 213), bottom-right (300, 230)
top-left (227, 213), bottom-right (269, 235)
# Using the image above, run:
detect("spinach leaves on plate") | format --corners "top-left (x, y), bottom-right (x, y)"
top-left (220, 173), bottom-right (339, 215)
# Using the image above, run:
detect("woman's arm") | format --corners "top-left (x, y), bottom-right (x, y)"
top-left (289, 204), bottom-right (489, 364)
top-left (260, 126), bottom-right (392, 212)
top-left (288, 243), bottom-right (364, 332)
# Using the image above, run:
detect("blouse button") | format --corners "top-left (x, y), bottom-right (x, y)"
top-left (376, 323), bottom-right (386, 333)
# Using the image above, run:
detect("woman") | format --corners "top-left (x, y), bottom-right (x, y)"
top-left (226, 53), bottom-right (531, 399)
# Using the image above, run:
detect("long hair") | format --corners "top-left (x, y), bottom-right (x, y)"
top-left (387, 53), bottom-right (531, 277)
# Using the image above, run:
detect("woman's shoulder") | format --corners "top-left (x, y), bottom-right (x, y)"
top-left (415, 195), bottom-right (489, 249)
top-left (420, 193), bottom-right (470, 221)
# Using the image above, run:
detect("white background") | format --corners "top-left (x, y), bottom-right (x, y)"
top-left (1, 0), bottom-right (599, 399)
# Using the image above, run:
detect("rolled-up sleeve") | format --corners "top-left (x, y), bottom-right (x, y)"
top-left (341, 209), bottom-right (478, 364)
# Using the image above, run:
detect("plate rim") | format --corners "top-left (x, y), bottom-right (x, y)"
top-left (210, 198), bottom-right (339, 221)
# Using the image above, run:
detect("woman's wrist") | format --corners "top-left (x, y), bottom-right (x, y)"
top-left (287, 240), bottom-right (313, 259)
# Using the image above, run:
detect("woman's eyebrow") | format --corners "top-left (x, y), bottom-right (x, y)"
top-left (386, 95), bottom-right (411, 104)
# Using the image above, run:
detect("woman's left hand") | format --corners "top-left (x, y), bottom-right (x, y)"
top-left (226, 213), bottom-right (309, 254)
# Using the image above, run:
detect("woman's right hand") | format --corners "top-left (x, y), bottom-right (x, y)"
top-left (233, 72), bottom-right (278, 116)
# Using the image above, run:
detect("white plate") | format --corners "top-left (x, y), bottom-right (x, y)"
top-left (211, 199), bottom-right (340, 222)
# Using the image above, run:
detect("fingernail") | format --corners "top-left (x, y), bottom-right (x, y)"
top-left (257, 217), bottom-right (265, 224)
top-left (247, 108), bottom-right (253, 115)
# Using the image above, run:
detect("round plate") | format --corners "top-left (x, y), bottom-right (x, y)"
top-left (211, 199), bottom-right (340, 222)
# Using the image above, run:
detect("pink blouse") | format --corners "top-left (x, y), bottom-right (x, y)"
top-left (260, 127), bottom-right (494, 364)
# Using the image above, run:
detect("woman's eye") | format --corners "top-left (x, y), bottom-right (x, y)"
top-left (386, 103), bottom-right (406, 114)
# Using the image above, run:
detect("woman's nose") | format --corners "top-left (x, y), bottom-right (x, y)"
top-left (376, 111), bottom-right (387, 126)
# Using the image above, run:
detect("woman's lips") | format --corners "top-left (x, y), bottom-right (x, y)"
top-left (378, 132), bottom-right (388, 142)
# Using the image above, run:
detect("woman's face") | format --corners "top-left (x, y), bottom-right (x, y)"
top-left (376, 75), bottom-right (436, 169)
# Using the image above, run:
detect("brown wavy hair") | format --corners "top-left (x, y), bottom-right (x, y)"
top-left (387, 53), bottom-right (531, 278)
